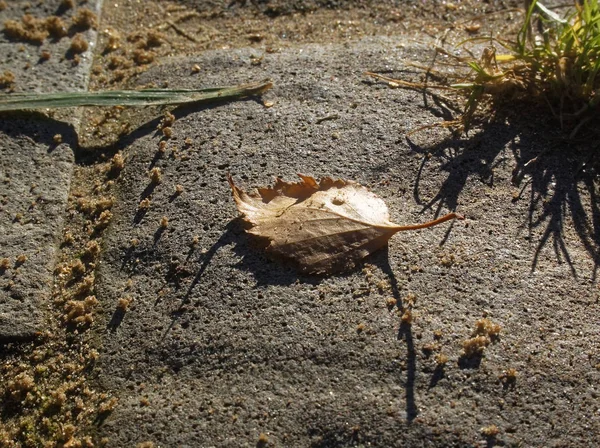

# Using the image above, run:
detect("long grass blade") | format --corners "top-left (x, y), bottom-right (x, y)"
top-left (0, 79), bottom-right (273, 111)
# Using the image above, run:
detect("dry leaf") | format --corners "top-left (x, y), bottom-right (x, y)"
top-left (228, 174), bottom-right (462, 274)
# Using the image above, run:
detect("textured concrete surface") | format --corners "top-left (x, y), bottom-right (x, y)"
top-left (92, 38), bottom-right (600, 447)
top-left (0, 115), bottom-right (76, 341)
top-left (0, 0), bottom-right (101, 341)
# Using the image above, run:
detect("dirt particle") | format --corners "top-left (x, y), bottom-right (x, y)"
top-left (0, 70), bottom-right (15, 89)
top-left (109, 152), bottom-right (125, 174)
top-left (103, 28), bottom-right (121, 52)
top-left (401, 309), bottom-right (413, 325)
top-left (474, 318), bottom-right (501, 340)
top-left (462, 335), bottom-right (488, 357)
top-left (69, 259), bottom-right (86, 277)
top-left (0, 1), bottom-right (6, 11)
top-left (63, 231), bottom-right (74, 245)
top-left (117, 297), bottom-right (131, 311)
top-left (136, 442), bottom-right (155, 448)
top-left (162, 126), bottom-right (173, 138)
top-left (72, 8), bottom-right (98, 30)
top-left (480, 424), bottom-right (500, 437)
top-left (69, 33), bottom-right (89, 54)
top-left (15, 254), bottom-right (27, 265)
top-left (64, 295), bottom-right (97, 325)
top-left (191, 64), bottom-right (201, 73)
top-left (161, 111), bottom-right (175, 128)
top-left (248, 33), bottom-right (264, 42)
top-left (85, 240), bottom-right (101, 257)
top-left (403, 293), bottom-right (417, 306)
top-left (77, 197), bottom-right (114, 216)
top-left (107, 54), bottom-right (128, 70)
top-left (158, 140), bottom-right (167, 153)
top-left (0, 257), bottom-right (10, 271)
top-left (175, 184), bottom-right (184, 195)
top-left (149, 167), bottom-right (162, 184)
top-left (500, 368), bottom-right (517, 385)
top-left (53, 133), bottom-right (63, 143)
top-left (7, 372), bottom-right (35, 401)
top-left (160, 216), bottom-right (169, 228)
top-left (385, 297), bottom-right (397, 308)
top-left (465, 23), bottom-right (481, 33)
top-left (98, 396), bottom-right (118, 414)
top-left (435, 353), bottom-right (449, 365)
top-left (40, 49), bottom-right (51, 61)
top-left (139, 198), bottom-right (151, 210)
top-left (257, 433), bottom-right (269, 446)
top-left (95, 210), bottom-right (113, 231)
top-left (60, 0), bottom-right (75, 9)
top-left (51, 389), bottom-right (67, 408)
top-left (132, 49), bottom-right (155, 65)
top-left (146, 31), bottom-right (163, 47)
top-left (439, 253), bottom-right (455, 267)
top-left (45, 16), bottom-right (68, 38)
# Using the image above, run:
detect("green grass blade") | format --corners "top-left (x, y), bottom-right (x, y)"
top-left (0, 79), bottom-right (273, 111)
top-left (517, 0), bottom-right (539, 55)
top-left (536, 1), bottom-right (567, 24)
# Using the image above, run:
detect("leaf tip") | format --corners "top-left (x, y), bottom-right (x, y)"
top-left (227, 173), bottom-right (242, 204)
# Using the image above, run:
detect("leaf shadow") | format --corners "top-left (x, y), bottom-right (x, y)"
top-left (156, 215), bottom-right (421, 422)
top-left (159, 218), bottom-right (313, 339)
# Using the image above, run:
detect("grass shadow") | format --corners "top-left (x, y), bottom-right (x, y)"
top-left (73, 96), bottom-right (265, 164)
top-left (0, 110), bottom-right (78, 151)
top-left (392, 109), bottom-right (600, 279)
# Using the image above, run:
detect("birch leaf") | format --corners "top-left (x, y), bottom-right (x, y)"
top-left (228, 174), bottom-right (462, 274)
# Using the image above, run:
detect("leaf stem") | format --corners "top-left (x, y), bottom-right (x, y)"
top-left (392, 212), bottom-right (464, 232)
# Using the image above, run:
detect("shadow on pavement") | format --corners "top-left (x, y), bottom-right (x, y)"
top-left (397, 114), bottom-right (600, 279)
top-left (158, 218), bottom-right (422, 423)
top-left (0, 110), bottom-right (79, 151)
top-left (376, 246), bottom-right (419, 422)
top-left (75, 97), bottom-right (265, 164)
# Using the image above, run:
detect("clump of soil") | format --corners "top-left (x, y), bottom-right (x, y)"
top-left (462, 318), bottom-right (502, 357)
top-left (2, 7), bottom-right (96, 46)
top-left (72, 8), bottom-right (98, 31)
top-left (0, 70), bottom-right (15, 89)
top-left (3, 15), bottom-right (49, 44)
top-left (69, 33), bottom-right (89, 54)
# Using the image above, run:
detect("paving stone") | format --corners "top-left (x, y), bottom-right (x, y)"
top-left (0, 0), bottom-right (101, 341)
top-left (0, 116), bottom-right (76, 341)
top-left (92, 37), bottom-right (599, 446)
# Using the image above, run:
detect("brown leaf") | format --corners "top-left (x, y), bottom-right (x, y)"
top-left (228, 174), bottom-right (462, 274)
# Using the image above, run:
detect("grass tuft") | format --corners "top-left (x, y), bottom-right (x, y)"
top-left (369, 1), bottom-right (600, 139)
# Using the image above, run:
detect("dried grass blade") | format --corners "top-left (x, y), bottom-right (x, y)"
top-left (0, 79), bottom-right (273, 111)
